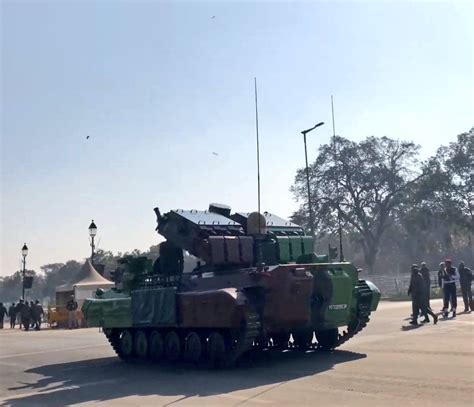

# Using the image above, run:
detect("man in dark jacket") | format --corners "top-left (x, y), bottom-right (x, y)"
top-left (15, 300), bottom-right (25, 329)
top-left (441, 259), bottom-right (458, 318)
top-left (66, 295), bottom-right (78, 329)
top-left (20, 301), bottom-right (32, 331)
top-left (0, 303), bottom-right (7, 329)
top-left (29, 301), bottom-right (36, 329)
top-left (8, 303), bottom-right (16, 328)
top-left (31, 300), bottom-right (44, 330)
top-left (408, 264), bottom-right (438, 325)
top-left (458, 261), bottom-right (473, 312)
top-left (419, 262), bottom-right (432, 321)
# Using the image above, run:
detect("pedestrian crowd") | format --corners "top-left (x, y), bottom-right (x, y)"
top-left (0, 299), bottom-right (44, 331)
top-left (0, 295), bottom-right (80, 331)
top-left (408, 259), bottom-right (473, 326)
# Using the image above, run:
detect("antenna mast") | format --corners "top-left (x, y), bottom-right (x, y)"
top-left (331, 95), bottom-right (345, 262)
top-left (254, 78), bottom-right (261, 233)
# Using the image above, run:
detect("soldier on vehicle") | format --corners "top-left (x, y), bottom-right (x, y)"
top-left (8, 302), bottom-right (16, 328)
top-left (439, 259), bottom-right (458, 318)
top-left (20, 301), bottom-right (32, 331)
top-left (408, 264), bottom-right (438, 325)
top-left (419, 262), bottom-right (432, 318)
top-left (0, 302), bottom-right (7, 329)
top-left (458, 261), bottom-right (473, 313)
top-left (66, 295), bottom-right (78, 329)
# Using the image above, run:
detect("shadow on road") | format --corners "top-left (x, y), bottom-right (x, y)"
top-left (3, 349), bottom-right (366, 406)
top-left (400, 324), bottom-right (423, 331)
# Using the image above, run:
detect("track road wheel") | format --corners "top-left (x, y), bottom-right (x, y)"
top-left (208, 331), bottom-right (227, 368)
top-left (134, 330), bottom-right (148, 359)
top-left (316, 328), bottom-right (339, 351)
top-left (293, 330), bottom-right (313, 350)
top-left (119, 329), bottom-right (134, 359)
top-left (149, 330), bottom-right (164, 361)
top-left (164, 331), bottom-right (181, 362)
top-left (184, 332), bottom-right (203, 363)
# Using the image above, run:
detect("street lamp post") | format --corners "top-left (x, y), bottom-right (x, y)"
top-left (88, 220), bottom-right (97, 264)
top-left (301, 122), bottom-right (325, 237)
top-left (21, 243), bottom-right (28, 300)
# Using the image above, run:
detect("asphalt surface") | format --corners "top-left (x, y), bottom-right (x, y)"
top-left (0, 299), bottom-right (473, 407)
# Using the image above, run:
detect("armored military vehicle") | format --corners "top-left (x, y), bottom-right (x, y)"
top-left (82, 203), bottom-right (380, 366)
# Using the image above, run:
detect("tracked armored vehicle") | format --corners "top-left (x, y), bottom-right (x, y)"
top-left (82, 204), bottom-right (380, 367)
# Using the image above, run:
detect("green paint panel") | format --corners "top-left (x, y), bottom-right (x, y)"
top-left (276, 236), bottom-right (291, 263)
top-left (288, 236), bottom-right (303, 261)
top-left (301, 236), bottom-right (314, 254)
top-left (324, 269), bottom-right (354, 326)
top-left (82, 297), bottom-right (132, 328)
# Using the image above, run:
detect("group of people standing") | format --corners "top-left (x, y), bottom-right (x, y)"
top-left (408, 259), bottom-right (473, 325)
top-left (0, 299), bottom-right (44, 331)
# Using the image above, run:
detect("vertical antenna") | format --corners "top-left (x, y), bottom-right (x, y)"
top-left (331, 95), bottom-right (336, 138)
top-left (331, 95), bottom-right (345, 262)
top-left (254, 77), bottom-right (261, 233)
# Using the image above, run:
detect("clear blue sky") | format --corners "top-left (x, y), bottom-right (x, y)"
top-left (1, 1), bottom-right (473, 276)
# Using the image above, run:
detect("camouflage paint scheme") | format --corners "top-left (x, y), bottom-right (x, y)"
top-left (82, 205), bottom-right (380, 366)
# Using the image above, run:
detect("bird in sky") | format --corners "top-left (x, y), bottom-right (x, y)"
top-left (86, 136), bottom-right (90, 139)
top-left (211, 16), bottom-right (215, 19)
top-left (212, 152), bottom-right (218, 156)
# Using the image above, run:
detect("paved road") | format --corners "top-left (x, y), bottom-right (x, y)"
top-left (0, 299), bottom-right (473, 407)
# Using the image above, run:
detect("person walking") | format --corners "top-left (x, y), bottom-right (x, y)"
top-left (32, 300), bottom-right (44, 330)
top-left (439, 259), bottom-right (458, 318)
top-left (419, 262), bottom-right (432, 321)
top-left (458, 261), bottom-right (473, 312)
top-left (15, 300), bottom-right (24, 329)
top-left (66, 295), bottom-right (78, 329)
top-left (20, 301), bottom-right (32, 331)
top-left (408, 265), bottom-right (438, 325)
top-left (29, 301), bottom-right (36, 330)
top-left (8, 303), bottom-right (16, 328)
top-left (0, 303), bottom-right (7, 329)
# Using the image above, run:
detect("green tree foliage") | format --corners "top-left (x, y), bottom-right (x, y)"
top-left (291, 135), bottom-right (423, 274)
top-left (401, 128), bottom-right (474, 262)
top-left (292, 130), bottom-right (473, 273)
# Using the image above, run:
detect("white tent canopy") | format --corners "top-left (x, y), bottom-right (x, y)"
top-left (73, 260), bottom-right (114, 305)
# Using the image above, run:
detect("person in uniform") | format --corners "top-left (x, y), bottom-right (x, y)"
top-left (0, 303), bottom-right (7, 329)
top-left (419, 262), bottom-right (432, 321)
top-left (408, 264), bottom-right (438, 325)
top-left (458, 261), bottom-right (473, 312)
top-left (20, 301), bottom-right (32, 331)
top-left (66, 295), bottom-right (78, 329)
top-left (8, 302), bottom-right (16, 328)
top-left (440, 259), bottom-right (458, 318)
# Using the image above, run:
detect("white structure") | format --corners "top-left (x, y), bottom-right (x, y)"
top-left (73, 260), bottom-right (114, 306)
